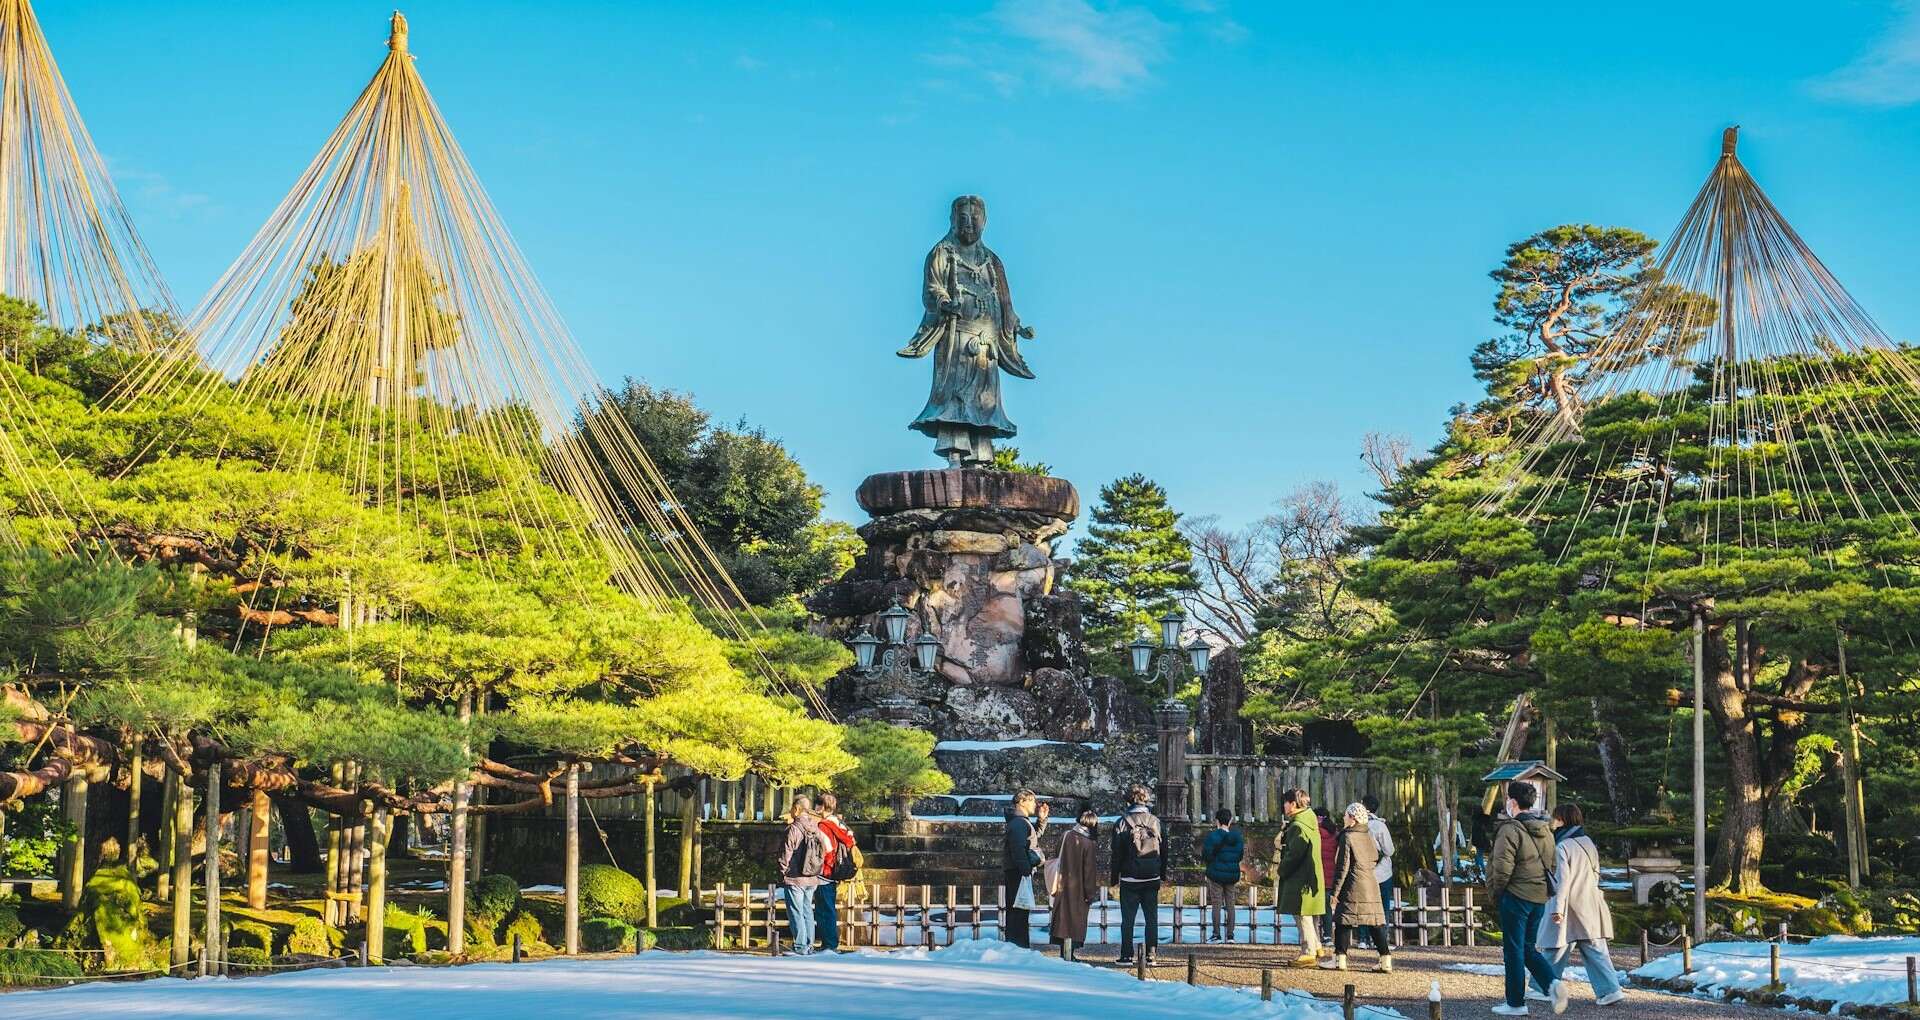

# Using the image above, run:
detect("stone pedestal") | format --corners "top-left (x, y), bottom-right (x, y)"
top-left (811, 469), bottom-right (1148, 740)
top-left (1629, 852), bottom-right (1685, 904)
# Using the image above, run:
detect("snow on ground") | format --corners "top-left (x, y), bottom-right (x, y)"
top-left (2, 941), bottom-right (1392, 1020)
top-left (868, 904), bottom-right (1307, 946)
top-left (1633, 936), bottom-right (1920, 1008)
top-left (1443, 962), bottom-right (1589, 983)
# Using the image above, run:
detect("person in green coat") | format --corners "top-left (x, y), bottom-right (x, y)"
top-left (1270, 788), bottom-right (1325, 966)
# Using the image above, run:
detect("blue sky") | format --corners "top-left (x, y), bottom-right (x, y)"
top-left (46, 1), bottom-right (1920, 531)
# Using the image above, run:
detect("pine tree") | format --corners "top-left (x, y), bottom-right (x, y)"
top-left (1066, 473), bottom-right (1196, 672)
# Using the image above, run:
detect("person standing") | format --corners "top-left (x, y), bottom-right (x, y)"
top-left (1272, 788), bottom-right (1325, 967)
top-left (1540, 804), bottom-right (1624, 1007)
top-left (1049, 809), bottom-right (1100, 953)
top-left (1486, 781), bottom-right (1567, 1016)
top-left (776, 796), bottom-right (830, 956)
top-left (814, 793), bottom-right (857, 952)
top-left (1110, 785), bottom-right (1165, 966)
top-left (1470, 808), bottom-right (1494, 883)
top-left (1200, 808), bottom-right (1245, 943)
top-left (1362, 794), bottom-right (1396, 947)
top-left (1002, 790), bottom-right (1043, 948)
top-left (1316, 805), bottom-right (1340, 953)
top-left (1320, 802), bottom-right (1392, 973)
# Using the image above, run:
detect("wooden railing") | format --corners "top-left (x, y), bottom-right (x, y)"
top-left (702, 881), bottom-right (1484, 950)
top-left (1184, 755), bottom-right (1425, 825)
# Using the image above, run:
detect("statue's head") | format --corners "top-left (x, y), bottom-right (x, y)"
top-left (950, 195), bottom-right (986, 245)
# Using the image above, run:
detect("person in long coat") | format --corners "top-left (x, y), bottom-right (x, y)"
top-left (1540, 804), bottom-right (1624, 1005)
top-left (1321, 802), bottom-right (1391, 973)
top-left (1001, 791), bottom-right (1043, 948)
top-left (1048, 809), bottom-right (1100, 952)
top-left (1271, 789), bottom-right (1325, 966)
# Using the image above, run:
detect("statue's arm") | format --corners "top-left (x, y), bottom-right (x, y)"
top-left (923, 246), bottom-right (952, 315)
top-left (991, 252), bottom-right (1034, 339)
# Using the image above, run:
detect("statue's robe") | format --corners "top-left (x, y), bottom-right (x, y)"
top-left (898, 237), bottom-right (1031, 455)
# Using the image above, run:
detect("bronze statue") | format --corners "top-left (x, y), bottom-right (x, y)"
top-left (899, 196), bottom-right (1036, 468)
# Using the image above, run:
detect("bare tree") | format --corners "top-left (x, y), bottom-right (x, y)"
top-left (1359, 431), bottom-right (1411, 490)
top-left (1182, 482), bottom-right (1373, 646)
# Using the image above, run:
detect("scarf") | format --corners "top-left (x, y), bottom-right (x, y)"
top-left (1554, 823), bottom-right (1587, 844)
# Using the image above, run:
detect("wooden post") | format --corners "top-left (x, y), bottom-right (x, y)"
top-left (1343, 984), bottom-right (1357, 1019)
top-left (678, 781), bottom-right (696, 900)
top-left (1062, 937), bottom-right (1074, 962)
top-left (345, 784), bottom-right (366, 922)
top-left (511, 932), bottom-right (522, 962)
top-left (169, 768), bottom-right (193, 972)
top-left (471, 695), bottom-right (488, 881)
top-left (59, 777), bottom-right (88, 910)
top-left (1261, 967), bottom-right (1273, 1001)
top-left (564, 764), bottom-right (580, 955)
top-left (1682, 934), bottom-right (1692, 974)
top-left (127, 746), bottom-right (145, 870)
top-left (1465, 886), bottom-right (1476, 947)
top-left (157, 767), bottom-right (175, 902)
top-left (325, 762), bottom-right (345, 926)
top-left (202, 760), bottom-right (222, 977)
top-left (448, 692), bottom-right (471, 955)
top-left (1640, 930), bottom-right (1649, 966)
top-left (1135, 952), bottom-right (1146, 981)
top-left (1769, 941), bottom-right (1780, 986)
top-left (365, 807), bottom-right (391, 963)
top-left (358, 939), bottom-right (368, 966)
top-left (1906, 956), bottom-right (1916, 1005)
top-left (1543, 713), bottom-right (1559, 813)
top-left (644, 779), bottom-right (659, 929)
top-left (1186, 952), bottom-right (1197, 985)
top-left (692, 778), bottom-right (706, 890)
top-left (246, 788), bottom-right (271, 910)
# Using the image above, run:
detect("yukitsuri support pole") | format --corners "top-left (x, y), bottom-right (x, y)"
top-left (246, 788), bottom-right (271, 910)
top-left (564, 764), bottom-right (580, 955)
top-left (157, 766), bottom-right (175, 901)
top-left (325, 763), bottom-right (345, 926)
top-left (59, 776), bottom-right (88, 910)
top-left (169, 767), bottom-right (193, 972)
top-left (471, 696), bottom-right (488, 881)
top-left (644, 778), bottom-right (658, 929)
top-left (203, 760), bottom-right (223, 977)
top-left (127, 745), bottom-right (144, 869)
top-left (1691, 611), bottom-right (1708, 943)
top-left (345, 768), bottom-right (367, 922)
top-left (449, 692), bottom-right (471, 954)
top-left (363, 807), bottom-right (392, 963)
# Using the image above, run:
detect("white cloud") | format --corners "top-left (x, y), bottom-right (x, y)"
top-left (1811, 2), bottom-right (1920, 106)
top-left (990, 0), bottom-right (1170, 94)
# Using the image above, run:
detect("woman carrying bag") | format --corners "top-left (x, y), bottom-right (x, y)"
top-left (1539, 804), bottom-right (1625, 1007)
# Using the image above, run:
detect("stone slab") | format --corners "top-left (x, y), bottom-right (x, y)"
top-left (857, 469), bottom-right (1078, 520)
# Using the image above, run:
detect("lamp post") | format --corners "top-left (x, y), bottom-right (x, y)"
top-left (848, 601), bottom-right (942, 685)
top-left (1130, 609), bottom-right (1210, 821)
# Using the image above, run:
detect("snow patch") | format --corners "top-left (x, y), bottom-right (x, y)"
top-left (1633, 935), bottom-right (1920, 1008)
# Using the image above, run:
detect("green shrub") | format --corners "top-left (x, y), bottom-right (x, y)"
top-left (655, 896), bottom-right (693, 927)
top-left (463, 914), bottom-right (498, 952)
top-left (225, 919), bottom-right (275, 952)
top-left (225, 945), bottom-right (271, 973)
top-left (0, 903), bottom-right (22, 948)
top-left (501, 910), bottom-right (549, 951)
top-left (581, 916), bottom-right (636, 952)
top-left (647, 926), bottom-right (706, 950)
top-left (0, 947), bottom-right (83, 986)
top-left (383, 905), bottom-right (433, 956)
top-left (470, 874), bottom-right (520, 921)
top-left (285, 916), bottom-right (334, 956)
top-left (578, 864), bottom-right (648, 924)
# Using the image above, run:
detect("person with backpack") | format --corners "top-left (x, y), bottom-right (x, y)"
top-left (1486, 781), bottom-right (1566, 1015)
top-left (1109, 784), bottom-right (1165, 965)
top-left (815, 792), bottom-right (858, 952)
top-left (1361, 793), bottom-right (1395, 948)
top-left (1002, 790), bottom-right (1044, 948)
top-left (1320, 802), bottom-right (1392, 974)
top-left (1200, 808), bottom-right (1244, 943)
top-left (777, 796), bottom-right (831, 956)
top-left (1271, 788), bottom-right (1324, 966)
top-left (1539, 804), bottom-right (1624, 1007)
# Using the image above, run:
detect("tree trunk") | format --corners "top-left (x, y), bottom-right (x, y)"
top-left (60, 777), bottom-right (89, 910)
top-left (364, 808), bottom-right (391, 963)
top-left (677, 785), bottom-right (695, 900)
top-left (325, 764), bottom-right (345, 926)
top-left (1591, 702), bottom-right (1637, 823)
top-left (157, 770), bottom-right (175, 901)
top-left (1702, 627), bottom-right (1766, 892)
top-left (169, 768), bottom-right (193, 972)
top-left (202, 760), bottom-right (222, 976)
top-left (276, 793), bottom-right (321, 873)
top-left (246, 788), bottom-right (271, 910)
top-left (644, 782), bottom-right (658, 928)
top-left (126, 747), bottom-right (145, 872)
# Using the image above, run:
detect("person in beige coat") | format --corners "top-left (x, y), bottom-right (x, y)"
top-left (1539, 804), bottom-right (1624, 1006)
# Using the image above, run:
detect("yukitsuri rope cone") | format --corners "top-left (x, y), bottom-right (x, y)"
top-left (1485, 126), bottom-right (1920, 559)
top-left (0, 0), bottom-right (182, 546)
top-left (113, 13), bottom-right (816, 706)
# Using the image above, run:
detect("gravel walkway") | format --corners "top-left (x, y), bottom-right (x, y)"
top-left (1063, 941), bottom-right (1782, 1017)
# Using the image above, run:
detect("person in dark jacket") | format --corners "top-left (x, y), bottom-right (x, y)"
top-left (776, 796), bottom-right (830, 956)
top-left (1049, 809), bottom-right (1100, 952)
top-left (1315, 806), bottom-right (1340, 953)
top-left (1001, 790), bottom-right (1044, 947)
top-left (1200, 808), bottom-right (1244, 942)
top-left (1486, 781), bottom-right (1566, 1015)
top-left (1110, 784), bottom-right (1165, 965)
top-left (1320, 802), bottom-right (1392, 973)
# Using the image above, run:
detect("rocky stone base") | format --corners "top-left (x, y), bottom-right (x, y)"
top-left (928, 737), bottom-right (1158, 816)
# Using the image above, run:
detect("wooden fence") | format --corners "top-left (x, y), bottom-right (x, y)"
top-left (703, 881), bottom-right (1484, 950)
top-left (1185, 755), bottom-right (1425, 825)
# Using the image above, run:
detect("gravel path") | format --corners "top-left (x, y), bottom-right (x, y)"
top-left (1063, 941), bottom-right (1781, 1017)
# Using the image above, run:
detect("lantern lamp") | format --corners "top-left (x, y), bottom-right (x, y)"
top-left (1158, 608), bottom-right (1186, 650)
top-left (1185, 636), bottom-right (1211, 677)
top-left (850, 627), bottom-right (881, 672)
top-left (1128, 630), bottom-right (1156, 677)
top-left (880, 601), bottom-right (911, 646)
top-left (913, 632), bottom-right (942, 673)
